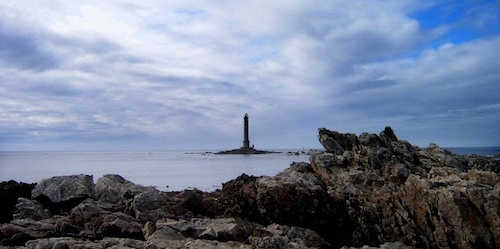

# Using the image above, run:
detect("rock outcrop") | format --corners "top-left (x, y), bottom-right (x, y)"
top-left (0, 181), bottom-right (35, 223)
top-left (0, 126), bottom-right (498, 248)
top-left (31, 174), bottom-right (95, 214)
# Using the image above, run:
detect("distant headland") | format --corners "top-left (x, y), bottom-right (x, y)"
top-left (216, 114), bottom-right (279, 155)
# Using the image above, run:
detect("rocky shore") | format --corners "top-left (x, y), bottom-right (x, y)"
top-left (1, 127), bottom-right (498, 248)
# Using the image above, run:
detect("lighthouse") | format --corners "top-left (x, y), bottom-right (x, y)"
top-left (242, 113), bottom-right (250, 149)
top-left (215, 114), bottom-right (277, 154)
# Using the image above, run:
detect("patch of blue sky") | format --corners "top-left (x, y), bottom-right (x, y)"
top-left (397, 0), bottom-right (498, 60)
top-left (246, 38), bottom-right (280, 63)
top-left (411, 1), bottom-right (466, 30)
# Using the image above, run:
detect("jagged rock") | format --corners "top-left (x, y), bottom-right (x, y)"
top-left (255, 162), bottom-right (349, 245)
top-left (248, 224), bottom-right (331, 248)
top-left (0, 180), bottom-right (35, 223)
top-left (31, 174), bottom-right (95, 213)
top-left (147, 218), bottom-right (255, 243)
top-left (0, 218), bottom-right (57, 246)
top-left (95, 174), bottom-right (154, 212)
top-left (208, 163), bottom-right (349, 247)
top-left (208, 174), bottom-right (263, 221)
top-left (145, 238), bottom-right (251, 249)
top-left (170, 189), bottom-right (209, 217)
top-left (318, 128), bottom-right (357, 154)
top-left (24, 237), bottom-right (147, 249)
top-left (13, 198), bottom-right (51, 221)
top-left (132, 190), bottom-right (175, 222)
top-left (64, 199), bottom-right (143, 239)
top-left (310, 127), bottom-right (500, 248)
top-left (341, 242), bottom-right (412, 249)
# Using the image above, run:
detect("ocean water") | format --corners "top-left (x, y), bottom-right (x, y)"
top-left (0, 150), bottom-right (309, 192)
top-left (445, 147), bottom-right (500, 157)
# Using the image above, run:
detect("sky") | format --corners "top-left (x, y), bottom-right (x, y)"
top-left (0, 0), bottom-right (499, 151)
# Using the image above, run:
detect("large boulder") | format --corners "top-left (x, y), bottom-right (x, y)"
top-left (95, 174), bottom-right (154, 212)
top-left (31, 174), bottom-right (95, 213)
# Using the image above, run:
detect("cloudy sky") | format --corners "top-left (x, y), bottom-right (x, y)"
top-left (1, 0), bottom-right (499, 151)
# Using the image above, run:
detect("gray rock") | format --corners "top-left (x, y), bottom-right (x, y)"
top-left (95, 174), bottom-right (154, 212)
top-left (14, 198), bottom-right (51, 220)
top-left (132, 190), bottom-right (175, 222)
top-left (146, 218), bottom-right (254, 243)
top-left (65, 199), bottom-right (143, 239)
top-left (24, 237), bottom-right (147, 249)
top-left (31, 174), bottom-right (95, 213)
top-left (0, 218), bottom-right (57, 246)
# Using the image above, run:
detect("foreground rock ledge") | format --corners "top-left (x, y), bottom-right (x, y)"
top-left (0, 126), bottom-right (498, 249)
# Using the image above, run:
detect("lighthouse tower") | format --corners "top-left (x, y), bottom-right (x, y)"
top-left (242, 113), bottom-right (250, 149)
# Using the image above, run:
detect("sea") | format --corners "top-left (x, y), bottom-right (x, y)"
top-left (0, 150), bottom-right (310, 192)
top-left (1, 147), bottom-right (498, 192)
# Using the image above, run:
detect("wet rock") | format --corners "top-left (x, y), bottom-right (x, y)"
top-left (31, 175), bottom-right (95, 213)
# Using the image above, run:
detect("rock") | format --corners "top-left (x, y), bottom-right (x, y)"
top-left (132, 190), bottom-right (175, 222)
top-left (13, 198), bottom-right (51, 220)
top-left (170, 189), bottom-right (209, 217)
top-left (95, 174), bottom-right (154, 212)
top-left (208, 174), bottom-right (263, 222)
top-left (380, 126), bottom-right (398, 143)
top-left (309, 127), bottom-right (500, 248)
top-left (0, 180), bottom-right (35, 223)
top-left (0, 218), bottom-right (57, 246)
top-left (208, 163), bottom-right (349, 247)
top-left (318, 128), bottom-right (348, 154)
top-left (99, 212), bottom-right (144, 240)
top-left (147, 218), bottom-right (254, 243)
top-left (248, 224), bottom-right (331, 248)
top-left (31, 175), bottom-right (95, 213)
top-left (64, 199), bottom-right (143, 239)
top-left (24, 237), bottom-right (147, 249)
top-left (255, 162), bottom-right (350, 245)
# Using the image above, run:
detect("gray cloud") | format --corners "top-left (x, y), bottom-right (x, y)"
top-left (0, 25), bottom-right (60, 71)
top-left (0, 1), bottom-right (498, 150)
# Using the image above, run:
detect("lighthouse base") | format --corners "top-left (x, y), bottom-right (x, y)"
top-left (215, 148), bottom-right (279, 155)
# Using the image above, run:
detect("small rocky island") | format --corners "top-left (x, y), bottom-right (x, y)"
top-left (1, 127), bottom-right (499, 248)
top-left (216, 114), bottom-right (278, 154)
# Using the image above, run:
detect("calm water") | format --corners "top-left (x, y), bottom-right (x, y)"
top-left (0, 150), bottom-right (309, 192)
